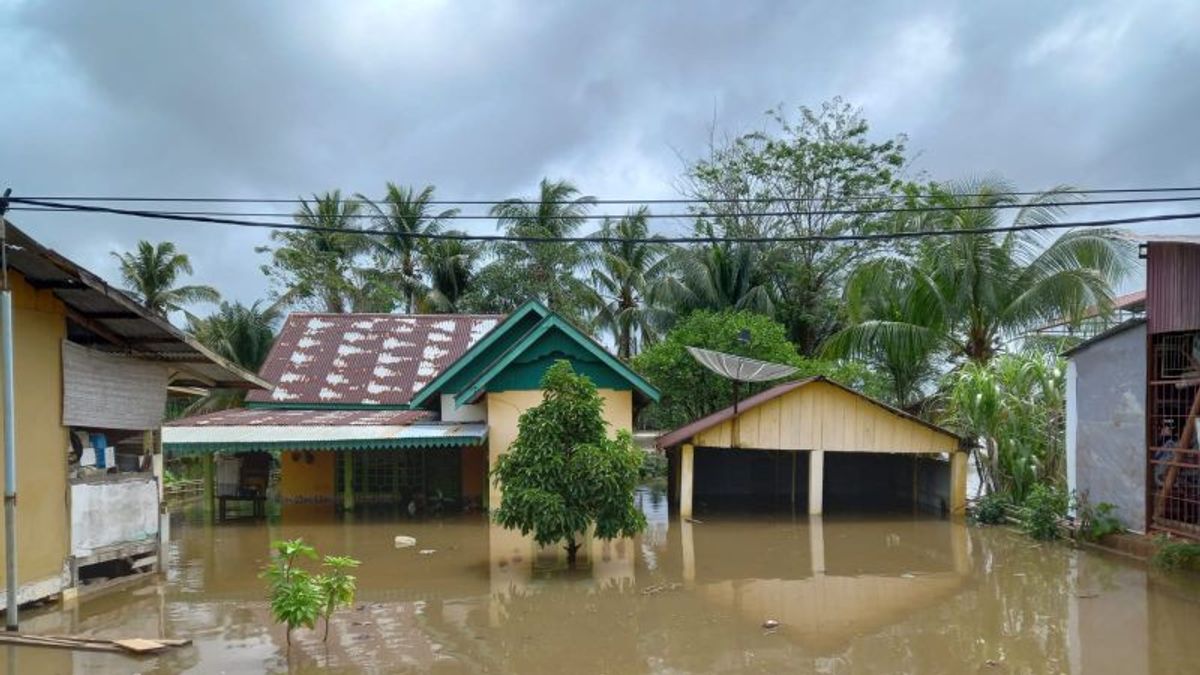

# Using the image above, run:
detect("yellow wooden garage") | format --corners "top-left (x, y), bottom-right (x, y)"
top-left (655, 377), bottom-right (968, 517)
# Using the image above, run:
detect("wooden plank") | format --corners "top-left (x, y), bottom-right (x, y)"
top-left (114, 638), bottom-right (167, 654)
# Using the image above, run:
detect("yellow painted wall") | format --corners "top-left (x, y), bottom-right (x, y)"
top-left (279, 450), bottom-right (336, 501)
top-left (693, 381), bottom-right (957, 454)
top-left (486, 388), bottom-right (633, 507)
top-left (0, 273), bottom-right (70, 594)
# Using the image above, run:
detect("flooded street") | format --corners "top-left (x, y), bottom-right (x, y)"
top-left (5, 491), bottom-right (1200, 674)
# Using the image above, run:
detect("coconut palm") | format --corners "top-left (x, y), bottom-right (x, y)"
top-left (111, 241), bottom-right (220, 315)
top-left (358, 183), bottom-right (460, 313)
top-left (587, 207), bottom-right (671, 359)
top-left (823, 178), bottom-right (1135, 400)
top-left (655, 223), bottom-right (775, 322)
top-left (420, 235), bottom-right (477, 313)
top-left (183, 300), bottom-right (281, 414)
top-left (261, 191), bottom-right (368, 313)
top-left (486, 178), bottom-right (597, 319)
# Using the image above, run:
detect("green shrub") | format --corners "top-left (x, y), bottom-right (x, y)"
top-left (1151, 536), bottom-right (1200, 572)
top-left (971, 492), bottom-right (1010, 525)
top-left (1075, 498), bottom-right (1123, 542)
top-left (639, 452), bottom-right (668, 482)
top-left (1019, 484), bottom-right (1068, 540)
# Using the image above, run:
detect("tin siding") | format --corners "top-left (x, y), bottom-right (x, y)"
top-left (1147, 242), bottom-right (1200, 334)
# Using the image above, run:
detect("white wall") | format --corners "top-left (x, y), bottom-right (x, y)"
top-left (70, 476), bottom-right (160, 557)
top-left (441, 394), bottom-right (487, 422)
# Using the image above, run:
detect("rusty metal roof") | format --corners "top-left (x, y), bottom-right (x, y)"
top-left (245, 313), bottom-right (502, 406)
top-left (165, 408), bottom-right (431, 427)
top-left (655, 376), bottom-right (960, 450)
top-left (0, 220), bottom-right (266, 390)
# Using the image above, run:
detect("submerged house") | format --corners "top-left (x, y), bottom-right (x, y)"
top-left (0, 223), bottom-right (265, 611)
top-left (1067, 235), bottom-right (1200, 537)
top-left (164, 301), bottom-right (659, 511)
top-left (656, 377), bottom-right (967, 517)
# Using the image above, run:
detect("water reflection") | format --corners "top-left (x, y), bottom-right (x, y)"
top-left (3, 492), bottom-right (1200, 673)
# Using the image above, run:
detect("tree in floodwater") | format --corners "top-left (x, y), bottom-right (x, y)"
top-left (491, 361), bottom-right (646, 567)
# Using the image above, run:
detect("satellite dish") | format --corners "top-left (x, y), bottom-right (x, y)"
top-left (686, 347), bottom-right (799, 383)
top-left (686, 347), bottom-right (798, 416)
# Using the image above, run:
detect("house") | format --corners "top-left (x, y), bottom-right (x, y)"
top-left (163, 301), bottom-right (660, 512)
top-left (0, 222), bottom-right (265, 611)
top-left (1067, 235), bottom-right (1200, 537)
top-left (655, 377), bottom-right (967, 517)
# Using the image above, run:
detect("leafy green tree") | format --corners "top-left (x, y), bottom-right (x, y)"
top-left (111, 240), bottom-right (220, 315)
top-left (682, 98), bottom-right (912, 354)
top-left (632, 310), bottom-right (886, 430)
top-left (587, 207), bottom-right (671, 359)
top-left (261, 539), bottom-right (322, 646)
top-left (491, 361), bottom-right (646, 567)
top-left (182, 300), bottom-right (281, 415)
top-left (259, 191), bottom-right (368, 313)
top-left (824, 178), bottom-right (1135, 401)
top-left (358, 183), bottom-right (461, 313)
top-left (316, 555), bottom-right (359, 641)
top-left (467, 179), bottom-right (596, 321)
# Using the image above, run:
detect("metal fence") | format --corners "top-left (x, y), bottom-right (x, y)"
top-left (1148, 330), bottom-right (1200, 537)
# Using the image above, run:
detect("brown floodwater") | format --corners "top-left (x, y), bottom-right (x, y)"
top-left (4, 490), bottom-right (1200, 674)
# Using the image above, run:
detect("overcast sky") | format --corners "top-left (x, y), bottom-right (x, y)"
top-left (3, 0), bottom-right (1198, 310)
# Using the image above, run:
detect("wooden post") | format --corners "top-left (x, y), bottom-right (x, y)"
top-left (342, 452), bottom-right (355, 512)
top-left (202, 453), bottom-right (215, 523)
top-left (950, 451), bottom-right (968, 515)
top-left (809, 515), bottom-right (825, 576)
top-left (808, 450), bottom-right (824, 515)
top-left (680, 519), bottom-right (695, 583)
top-left (680, 444), bottom-right (694, 519)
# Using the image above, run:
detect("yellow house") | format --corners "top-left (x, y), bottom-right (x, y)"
top-left (0, 223), bottom-right (264, 612)
top-left (656, 377), bottom-right (968, 517)
top-left (164, 301), bottom-right (659, 512)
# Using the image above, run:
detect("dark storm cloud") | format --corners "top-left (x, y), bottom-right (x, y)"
top-left (2, 0), bottom-right (1197, 306)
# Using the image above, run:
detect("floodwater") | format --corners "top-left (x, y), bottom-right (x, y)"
top-left (5, 491), bottom-right (1200, 674)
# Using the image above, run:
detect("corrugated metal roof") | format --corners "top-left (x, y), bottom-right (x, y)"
top-left (1061, 317), bottom-right (1147, 358)
top-left (245, 313), bottom-right (501, 406)
top-left (655, 376), bottom-right (960, 449)
top-left (1147, 241), bottom-right (1200, 334)
top-left (162, 413), bottom-right (487, 453)
top-left (0, 220), bottom-right (267, 390)
top-left (165, 407), bottom-right (431, 427)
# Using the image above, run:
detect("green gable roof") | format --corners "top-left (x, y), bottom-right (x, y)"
top-left (407, 300), bottom-right (550, 408)
top-left (452, 312), bottom-right (660, 406)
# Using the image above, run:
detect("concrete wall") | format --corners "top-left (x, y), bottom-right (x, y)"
top-left (1069, 322), bottom-right (1146, 531)
top-left (279, 450), bottom-right (336, 502)
top-left (0, 273), bottom-right (70, 607)
top-left (486, 388), bottom-right (633, 507)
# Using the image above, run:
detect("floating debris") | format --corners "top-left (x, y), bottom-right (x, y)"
top-left (762, 619), bottom-right (780, 630)
top-left (419, 549), bottom-right (437, 556)
top-left (394, 536), bottom-right (417, 548)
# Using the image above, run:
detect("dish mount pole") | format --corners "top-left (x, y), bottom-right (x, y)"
top-left (0, 189), bottom-right (18, 631)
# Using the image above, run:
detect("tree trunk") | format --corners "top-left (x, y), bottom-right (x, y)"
top-left (565, 538), bottom-right (580, 568)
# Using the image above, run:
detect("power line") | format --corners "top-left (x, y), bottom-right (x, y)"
top-left (6, 196), bottom-right (1200, 244)
top-left (9, 185), bottom-right (1200, 207)
top-left (10, 194), bottom-right (1200, 221)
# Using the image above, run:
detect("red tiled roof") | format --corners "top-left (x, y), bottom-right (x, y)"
top-left (166, 408), bottom-right (431, 427)
top-left (245, 314), bottom-right (502, 406)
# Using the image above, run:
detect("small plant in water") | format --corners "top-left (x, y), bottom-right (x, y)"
top-left (317, 555), bottom-right (360, 641)
top-left (262, 538), bottom-right (360, 645)
top-left (1019, 484), bottom-right (1068, 541)
top-left (971, 492), bottom-right (1010, 525)
top-left (1075, 497), bottom-right (1123, 542)
top-left (1151, 535), bottom-right (1200, 572)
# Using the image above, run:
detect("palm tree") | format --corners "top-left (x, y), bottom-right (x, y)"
top-left (261, 191), bottom-right (368, 313)
top-left (184, 300), bottom-right (281, 414)
top-left (420, 235), bottom-right (477, 313)
top-left (587, 207), bottom-right (671, 359)
top-left (488, 178), bottom-right (596, 318)
top-left (823, 178), bottom-right (1135, 400)
top-left (111, 241), bottom-right (220, 315)
top-left (358, 184), bottom-right (460, 313)
top-left (655, 223), bottom-right (775, 322)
